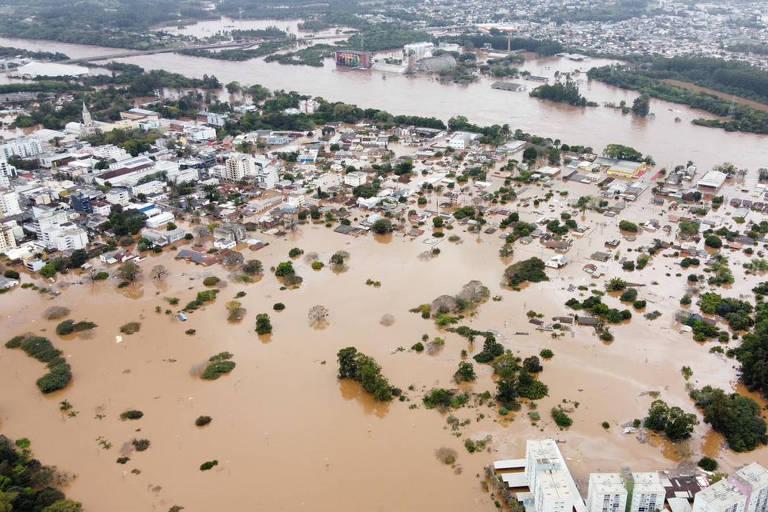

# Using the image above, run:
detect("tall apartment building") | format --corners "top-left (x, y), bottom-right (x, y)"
top-left (0, 156), bottom-right (16, 177)
top-left (588, 474), bottom-right (628, 512)
top-left (694, 479), bottom-right (747, 512)
top-left (526, 439), bottom-right (586, 512)
top-left (733, 463), bottom-right (768, 512)
top-left (223, 153), bottom-right (256, 181)
top-left (31, 206), bottom-right (88, 251)
top-left (0, 225), bottom-right (16, 254)
top-left (694, 464), bottom-right (768, 512)
top-left (630, 473), bottom-right (666, 512)
top-left (0, 137), bottom-right (43, 159)
top-left (256, 164), bottom-right (279, 189)
top-left (0, 190), bottom-right (21, 216)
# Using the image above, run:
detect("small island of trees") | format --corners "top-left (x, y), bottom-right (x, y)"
top-left (530, 78), bottom-right (597, 107)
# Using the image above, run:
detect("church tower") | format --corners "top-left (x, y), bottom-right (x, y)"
top-left (81, 101), bottom-right (97, 136)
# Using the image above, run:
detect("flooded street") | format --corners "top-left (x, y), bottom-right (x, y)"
top-left (1, 23), bottom-right (768, 511)
top-left (2, 191), bottom-right (767, 511)
top-left (0, 35), bottom-right (765, 172)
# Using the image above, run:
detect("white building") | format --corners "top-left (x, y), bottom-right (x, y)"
top-left (258, 165), bottom-right (279, 189)
top-left (298, 98), bottom-right (319, 114)
top-left (630, 473), bottom-right (666, 512)
top-left (168, 166), bottom-right (199, 184)
top-left (131, 180), bottom-right (166, 197)
top-left (91, 144), bottom-right (131, 162)
top-left (0, 137), bottom-right (43, 159)
top-left (0, 157), bottom-right (16, 177)
top-left (694, 479), bottom-right (746, 512)
top-left (223, 154), bottom-right (257, 181)
top-left (0, 190), bottom-right (21, 216)
top-left (526, 439), bottom-right (586, 512)
top-left (185, 125), bottom-right (217, 142)
top-left (0, 225), bottom-right (16, 254)
top-left (50, 226), bottom-right (88, 251)
top-left (697, 170), bottom-right (728, 192)
top-left (145, 211), bottom-right (175, 229)
top-left (105, 188), bottom-right (131, 207)
top-left (286, 193), bottom-right (305, 208)
top-left (733, 463), bottom-right (768, 512)
top-left (404, 41), bottom-right (434, 60)
top-left (448, 131), bottom-right (481, 150)
top-left (587, 474), bottom-right (627, 512)
top-left (30, 206), bottom-right (88, 251)
top-left (96, 156), bottom-right (157, 187)
top-left (344, 171), bottom-right (368, 187)
top-left (694, 464), bottom-right (768, 512)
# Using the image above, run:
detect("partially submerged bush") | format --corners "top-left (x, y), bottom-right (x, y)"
top-left (195, 416), bottom-right (212, 427)
top-left (337, 347), bottom-right (397, 401)
top-left (504, 258), bottom-right (548, 287)
top-left (120, 322), bottom-right (141, 335)
top-left (132, 439), bottom-right (151, 452)
top-left (5, 335), bottom-right (72, 394)
top-left (203, 276), bottom-right (220, 287)
top-left (200, 460), bottom-right (218, 471)
top-left (43, 306), bottom-right (70, 320)
top-left (552, 407), bottom-right (573, 428)
top-left (120, 410), bottom-right (144, 421)
top-left (226, 301), bottom-right (246, 322)
top-left (55, 319), bottom-right (97, 336)
top-left (255, 313), bottom-right (272, 335)
top-left (201, 352), bottom-right (236, 380)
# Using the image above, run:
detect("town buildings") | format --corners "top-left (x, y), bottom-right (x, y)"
top-left (497, 442), bottom-right (768, 512)
top-left (525, 439), bottom-right (586, 512)
top-left (587, 473), bottom-right (627, 512)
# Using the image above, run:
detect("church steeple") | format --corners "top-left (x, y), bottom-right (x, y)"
top-left (82, 101), bottom-right (93, 127)
top-left (81, 101), bottom-right (96, 136)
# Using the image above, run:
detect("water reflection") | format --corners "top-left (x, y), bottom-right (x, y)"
top-left (338, 379), bottom-right (391, 418)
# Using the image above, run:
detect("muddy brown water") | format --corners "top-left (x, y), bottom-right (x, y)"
top-left (2, 189), bottom-right (768, 511)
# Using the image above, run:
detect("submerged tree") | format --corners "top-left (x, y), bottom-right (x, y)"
top-left (117, 261), bottom-right (141, 283)
top-left (150, 264), bottom-right (168, 281)
top-left (308, 305), bottom-right (329, 327)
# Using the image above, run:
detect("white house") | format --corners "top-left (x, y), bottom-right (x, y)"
top-left (145, 211), bottom-right (175, 229)
top-left (344, 171), bottom-right (368, 187)
top-left (448, 131), bottom-right (481, 150)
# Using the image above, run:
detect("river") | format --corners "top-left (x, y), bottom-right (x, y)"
top-left (0, 34), bottom-right (765, 172)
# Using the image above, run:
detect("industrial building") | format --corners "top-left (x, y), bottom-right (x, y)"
top-left (335, 50), bottom-right (372, 69)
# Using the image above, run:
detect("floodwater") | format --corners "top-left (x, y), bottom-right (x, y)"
top-left (0, 35), bottom-right (765, 171)
top-left (153, 17), bottom-right (306, 37)
top-left (2, 182), bottom-right (768, 511)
